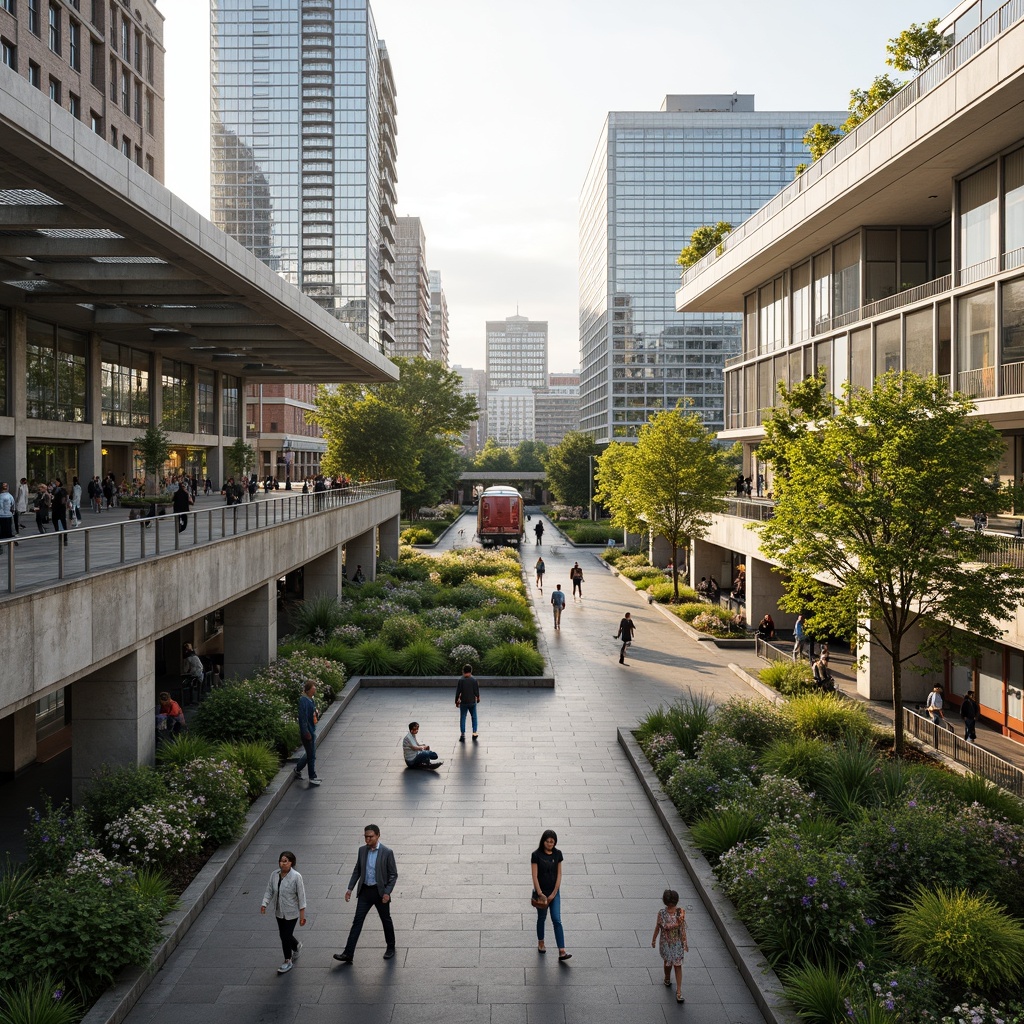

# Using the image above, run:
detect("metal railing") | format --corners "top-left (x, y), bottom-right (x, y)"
top-left (1000, 360), bottom-right (1024, 396)
top-left (723, 498), bottom-right (775, 522)
top-left (958, 365), bottom-right (996, 398)
top-left (679, 0), bottom-right (1024, 290)
top-left (0, 480), bottom-right (396, 596)
top-left (903, 706), bottom-right (1024, 796)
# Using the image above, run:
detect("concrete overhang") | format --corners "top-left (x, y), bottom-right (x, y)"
top-left (0, 70), bottom-right (398, 384)
top-left (677, 15), bottom-right (1024, 314)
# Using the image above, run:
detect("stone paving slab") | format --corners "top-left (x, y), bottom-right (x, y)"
top-left (115, 515), bottom-right (772, 1024)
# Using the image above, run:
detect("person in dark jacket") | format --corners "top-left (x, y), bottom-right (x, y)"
top-left (614, 612), bottom-right (636, 664)
top-left (961, 689), bottom-right (979, 743)
top-left (455, 664), bottom-right (480, 742)
top-left (293, 680), bottom-right (320, 785)
top-left (172, 481), bottom-right (193, 533)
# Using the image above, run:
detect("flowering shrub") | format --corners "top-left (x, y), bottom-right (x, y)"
top-left (165, 758), bottom-right (248, 847)
top-left (24, 799), bottom-right (96, 876)
top-left (703, 696), bottom-right (795, 752)
top-left (690, 611), bottom-right (747, 638)
top-left (81, 765), bottom-right (169, 835)
top-left (695, 735), bottom-right (759, 781)
top-left (938, 999), bottom-right (1024, 1024)
top-left (489, 613), bottom-right (533, 642)
top-left (104, 798), bottom-right (202, 871)
top-left (331, 622), bottom-right (366, 644)
top-left (423, 606), bottom-right (462, 630)
top-left (666, 760), bottom-right (749, 824)
top-left (640, 732), bottom-right (677, 765)
top-left (65, 848), bottom-right (136, 887)
top-left (378, 614), bottom-right (426, 651)
top-left (447, 644), bottom-right (480, 670)
top-left (191, 678), bottom-right (298, 756)
top-left (716, 773), bottom-right (817, 827)
top-left (844, 965), bottom-right (944, 1023)
top-left (717, 827), bottom-right (876, 967)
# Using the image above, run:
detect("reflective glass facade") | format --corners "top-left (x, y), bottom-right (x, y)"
top-left (578, 101), bottom-right (845, 441)
top-left (210, 0), bottom-right (392, 351)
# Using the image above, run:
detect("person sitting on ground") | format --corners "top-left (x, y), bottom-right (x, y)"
top-left (352, 564), bottom-right (365, 584)
top-left (756, 613), bottom-right (775, 640)
top-left (158, 691), bottom-right (186, 734)
top-left (812, 656), bottom-right (834, 692)
top-left (402, 722), bottom-right (443, 770)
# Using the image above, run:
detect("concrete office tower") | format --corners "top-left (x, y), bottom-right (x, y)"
top-left (429, 269), bottom-right (449, 367)
top-left (210, 0), bottom-right (397, 353)
top-left (0, 0), bottom-right (165, 178)
top-left (394, 216), bottom-right (430, 359)
top-left (579, 95), bottom-right (845, 441)
top-left (452, 364), bottom-right (487, 455)
top-left (535, 372), bottom-right (580, 445)
top-left (488, 387), bottom-right (535, 446)
top-left (486, 314), bottom-right (548, 389)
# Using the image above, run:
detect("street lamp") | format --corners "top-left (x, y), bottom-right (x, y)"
top-left (589, 454), bottom-right (595, 521)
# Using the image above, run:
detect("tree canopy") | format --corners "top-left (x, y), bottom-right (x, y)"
top-left (758, 370), bottom-right (1024, 756)
top-left (677, 221), bottom-right (733, 268)
top-left (472, 438), bottom-right (548, 473)
top-left (801, 18), bottom-right (950, 168)
top-left (595, 407), bottom-right (736, 601)
top-left (308, 357), bottom-right (477, 513)
top-left (133, 424), bottom-right (171, 494)
top-left (544, 431), bottom-right (599, 510)
top-left (227, 438), bottom-right (256, 478)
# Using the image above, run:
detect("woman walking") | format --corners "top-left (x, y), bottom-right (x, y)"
top-left (260, 851), bottom-right (307, 974)
top-left (535, 556), bottom-right (545, 590)
top-left (651, 888), bottom-right (688, 1003)
top-left (531, 829), bottom-right (570, 961)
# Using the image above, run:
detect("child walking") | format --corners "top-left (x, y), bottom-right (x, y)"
top-left (651, 888), bottom-right (688, 1003)
top-left (261, 850), bottom-right (307, 974)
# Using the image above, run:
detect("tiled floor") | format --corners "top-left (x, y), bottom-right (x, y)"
top-left (123, 516), bottom-right (769, 1024)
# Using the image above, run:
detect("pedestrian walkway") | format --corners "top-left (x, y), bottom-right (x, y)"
top-left (122, 513), bottom-right (768, 1024)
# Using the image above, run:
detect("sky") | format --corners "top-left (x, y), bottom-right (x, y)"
top-left (164, 0), bottom-right (939, 372)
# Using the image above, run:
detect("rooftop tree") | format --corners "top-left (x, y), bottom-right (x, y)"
top-left (758, 370), bottom-right (1024, 757)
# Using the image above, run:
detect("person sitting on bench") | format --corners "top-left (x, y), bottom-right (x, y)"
top-left (402, 722), bottom-right (443, 770)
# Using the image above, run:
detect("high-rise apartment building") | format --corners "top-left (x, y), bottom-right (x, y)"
top-left (429, 269), bottom-right (449, 367)
top-left (211, 0), bottom-right (396, 352)
top-left (0, 0), bottom-right (165, 178)
top-left (452, 364), bottom-right (486, 454)
top-left (535, 372), bottom-right (580, 445)
top-left (394, 216), bottom-right (430, 359)
top-left (486, 314), bottom-right (547, 389)
top-left (487, 388), bottom-right (535, 446)
top-left (579, 95), bottom-right (844, 442)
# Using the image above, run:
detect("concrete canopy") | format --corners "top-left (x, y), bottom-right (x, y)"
top-left (0, 73), bottom-right (397, 384)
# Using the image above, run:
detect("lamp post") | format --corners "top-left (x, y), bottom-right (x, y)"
top-left (588, 454), bottom-right (595, 521)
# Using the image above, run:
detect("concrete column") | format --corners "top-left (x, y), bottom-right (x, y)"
top-left (747, 557), bottom-right (792, 629)
top-left (208, 444), bottom-right (225, 490)
top-left (71, 646), bottom-right (155, 802)
top-left (379, 514), bottom-right (400, 562)
top-left (304, 547), bottom-right (343, 601)
top-left (856, 619), bottom-right (941, 702)
top-left (223, 581), bottom-right (277, 682)
top-left (0, 705), bottom-right (37, 778)
top-left (346, 527), bottom-right (377, 582)
top-left (690, 538), bottom-right (728, 590)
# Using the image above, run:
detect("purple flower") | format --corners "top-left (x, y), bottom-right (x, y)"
top-left (806, 876), bottom-right (817, 887)
top-left (801, 896), bottom-right (811, 907)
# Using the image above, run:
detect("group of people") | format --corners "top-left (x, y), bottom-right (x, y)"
top-left (734, 471), bottom-right (766, 498)
top-left (696, 576), bottom-right (720, 602)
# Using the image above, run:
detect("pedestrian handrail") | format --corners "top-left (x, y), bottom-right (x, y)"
top-left (903, 706), bottom-right (1024, 797)
top-left (0, 480), bottom-right (397, 596)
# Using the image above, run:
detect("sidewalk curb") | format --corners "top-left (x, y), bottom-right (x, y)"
top-left (617, 727), bottom-right (798, 1024)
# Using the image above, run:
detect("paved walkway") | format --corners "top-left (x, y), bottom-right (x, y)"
top-left (124, 514), bottom-right (768, 1024)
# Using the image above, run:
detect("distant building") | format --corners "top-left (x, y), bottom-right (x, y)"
top-left (486, 314), bottom-right (548, 389)
top-left (534, 372), bottom-right (580, 445)
top-left (0, 0), bottom-right (165, 178)
top-left (429, 270), bottom-right (449, 367)
top-left (394, 217), bottom-right (431, 360)
top-left (579, 94), bottom-right (845, 441)
top-left (488, 387), bottom-right (535, 446)
top-left (452, 364), bottom-right (487, 455)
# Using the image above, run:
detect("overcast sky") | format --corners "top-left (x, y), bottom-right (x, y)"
top-left (164, 0), bottom-right (939, 372)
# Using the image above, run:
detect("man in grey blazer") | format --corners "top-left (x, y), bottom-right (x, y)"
top-left (333, 824), bottom-right (398, 963)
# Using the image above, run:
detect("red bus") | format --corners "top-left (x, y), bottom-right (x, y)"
top-left (476, 486), bottom-right (525, 548)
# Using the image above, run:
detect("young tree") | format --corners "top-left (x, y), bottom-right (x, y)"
top-left (595, 407), bottom-right (737, 602)
top-left (227, 438), bottom-right (256, 479)
top-left (677, 221), bottom-right (733, 268)
top-left (886, 18), bottom-right (950, 74)
top-left (841, 74), bottom-right (904, 133)
top-left (544, 431), bottom-right (599, 510)
top-left (132, 425), bottom-right (171, 495)
top-left (758, 371), bottom-right (1024, 757)
top-left (802, 123), bottom-right (844, 161)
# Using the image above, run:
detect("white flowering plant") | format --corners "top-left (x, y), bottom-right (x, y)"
top-left (104, 799), bottom-right (202, 871)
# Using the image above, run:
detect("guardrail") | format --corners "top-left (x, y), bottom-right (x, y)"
top-left (903, 706), bottom-right (1024, 797)
top-left (0, 480), bottom-right (396, 596)
top-left (723, 498), bottom-right (775, 522)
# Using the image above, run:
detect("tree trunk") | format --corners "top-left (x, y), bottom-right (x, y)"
top-left (671, 541), bottom-right (679, 602)
top-left (890, 637), bottom-right (905, 758)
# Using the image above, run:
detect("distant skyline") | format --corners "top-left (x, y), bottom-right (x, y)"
top-left (164, 0), bottom-right (939, 371)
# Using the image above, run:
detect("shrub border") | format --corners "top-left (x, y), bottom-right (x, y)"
top-left (402, 509), bottom-right (469, 547)
top-left (616, 726), bottom-right (797, 1024)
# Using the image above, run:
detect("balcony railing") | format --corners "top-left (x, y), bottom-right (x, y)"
top-left (0, 481), bottom-right (397, 597)
top-left (723, 498), bottom-right (775, 522)
top-left (958, 365), bottom-right (996, 398)
top-left (904, 707), bottom-right (1024, 797)
top-left (679, 0), bottom-right (1024, 290)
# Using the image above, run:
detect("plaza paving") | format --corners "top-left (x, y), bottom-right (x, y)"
top-left (122, 514), bottom-right (769, 1024)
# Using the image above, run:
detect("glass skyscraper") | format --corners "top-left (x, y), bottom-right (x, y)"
top-left (579, 95), bottom-right (844, 441)
top-left (210, 0), bottom-right (396, 353)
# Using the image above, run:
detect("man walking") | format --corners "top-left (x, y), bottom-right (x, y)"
top-left (333, 825), bottom-right (398, 964)
top-left (569, 562), bottom-right (584, 600)
top-left (926, 684), bottom-right (946, 728)
top-left (792, 613), bottom-right (806, 658)
top-left (172, 481), bottom-right (193, 533)
top-left (614, 611), bottom-right (636, 664)
top-left (294, 679), bottom-right (321, 785)
top-left (534, 520), bottom-right (544, 545)
top-left (455, 663), bottom-right (480, 742)
top-left (50, 478), bottom-right (69, 546)
top-left (550, 584), bottom-right (566, 630)
top-left (0, 482), bottom-right (17, 546)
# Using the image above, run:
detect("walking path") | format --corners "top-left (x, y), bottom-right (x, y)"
top-left (122, 513), bottom-right (768, 1024)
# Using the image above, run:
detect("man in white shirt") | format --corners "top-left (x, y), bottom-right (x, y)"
top-left (0, 482), bottom-right (17, 545)
top-left (925, 685), bottom-right (944, 725)
top-left (402, 722), bottom-right (442, 770)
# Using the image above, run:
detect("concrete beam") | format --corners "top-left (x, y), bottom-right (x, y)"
top-left (0, 705), bottom-right (37, 777)
top-left (379, 514), bottom-right (400, 562)
top-left (223, 582), bottom-right (277, 682)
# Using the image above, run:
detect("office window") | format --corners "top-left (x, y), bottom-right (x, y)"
top-left (101, 342), bottom-right (149, 426)
top-left (0, 0), bottom-right (13, 15)
top-left (68, 92), bottom-right (79, 118)
top-left (1001, 278), bottom-right (1024, 390)
top-left (144, 89), bottom-right (153, 133)
top-left (134, 145), bottom-right (141, 166)
top-left (833, 235), bottom-right (861, 317)
top-left (109, 124), bottom-right (116, 146)
top-left (145, 38), bottom-right (153, 82)
top-left (133, 28), bottom-right (140, 70)
top-left (222, 375), bottom-right (241, 437)
top-left (959, 164), bottom-right (998, 270)
top-left (905, 308), bottom-right (933, 378)
top-left (958, 288), bottom-right (996, 397)
top-left (874, 318), bottom-right (901, 377)
top-left (1, 38), bottom-right (15, 71)
top-left (1006, 149), bottom-right (1024, 256)
top-left (120, 16), bottom-right (128, 59)
top-left (26, 320), bottom-right (87, 422)
top-left (28, 0), bottom-right (39, 35)
top-left (197, 368), bottom-right (215, 434)
top-left (162, 361), bottom-right (194, 433)
top-left (90, 110), bottom-right (101, 134)
top-left (48, 3), bottom-right (59, 53)
top-left (27, 60), bottom-right (40, 88)
top-left (791, 262), bottom-right (811, 343)
top-left (813, 249), bottom-right (831, 328)
top-left (69, 19), bottom-right (79, 70)
top-left (120, 136), bottom-right (129, 157)
top-left (48, 76), bottom-right (60, 103)
top-left (109, 55), bottom-right (116, 100)
top-left (145, 153), bottom-right (153, 175)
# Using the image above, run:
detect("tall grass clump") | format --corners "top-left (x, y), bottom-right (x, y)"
top-left (396, 640), bottom-right (445, 676)
top-left (292, 594), bottom-right (346, 640)
top-left (217, 740), bottom-right (280, 799)
top-left (483, 641), bottom-right (545, 677)
top-left (783, 692), bottom-right (874, 743)
top-left (155, 734), bottom-right (217, 771)
top-left (759, 660), bottom-right (816, 696)
top-left (781, 961), bottom-right (854, 1024)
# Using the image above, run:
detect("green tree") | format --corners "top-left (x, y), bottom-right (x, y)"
top-left (595, 407), bottom-right (737, 601)
top-left (399, 435), bottom-right (462, 516)
top-left (802, 122), bottom-right (844, 161)
top-left (226, 438), bottom-right (256, 479)
top-left (841, 74), bottom-right (903, 133)
top-left (132, 424), bottom-right (171, 495)
top-left (473, 439), bottom-right (516, 472)
top-left (758, 371), bottom-right (1024, 757)
top-left (886, 18), bottom-right (950, 74)
top-left (677, 221), bottom-right (733, 268)
top-left (512, 440), bottom-right (548, 472)
top-left (544, 431), bottom-right (599, 510)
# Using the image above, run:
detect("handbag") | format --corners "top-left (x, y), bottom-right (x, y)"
top-left (531, 890), bottom-right (548, 909)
